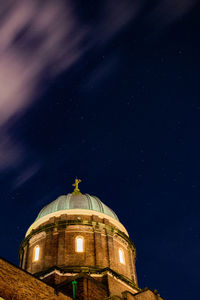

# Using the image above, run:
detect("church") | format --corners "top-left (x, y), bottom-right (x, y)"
top-left (0, 179), bottom-right (164, 299)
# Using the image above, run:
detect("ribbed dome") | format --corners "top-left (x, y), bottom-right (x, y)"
top-left (36, 193), bottom-right (119, 221)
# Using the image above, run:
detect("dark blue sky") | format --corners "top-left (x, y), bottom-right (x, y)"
top-left (0, 1), bottom-right (200, 299)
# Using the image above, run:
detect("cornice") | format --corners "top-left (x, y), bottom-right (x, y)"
top-left (26, 209), bottom-right (128, 236)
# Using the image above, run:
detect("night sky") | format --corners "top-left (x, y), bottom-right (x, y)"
top-left (0, 1), bottom-right (200, 299)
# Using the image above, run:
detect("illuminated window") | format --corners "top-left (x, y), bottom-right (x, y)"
top-left (119, 248), bottom-right (125, 264)
top-left (33, 245), bottom-right (40, 262)
top-left (75, 236), bottom-right (84, 252)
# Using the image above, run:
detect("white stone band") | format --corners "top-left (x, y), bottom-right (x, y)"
top-left (26, 209), bottom-right (129, 237)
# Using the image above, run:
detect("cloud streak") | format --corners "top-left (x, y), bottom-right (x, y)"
top-left (0, 0), bottom-right (197, 185)
top-left (0, 0), bottom-right (197, 125)
top-left (0, 0), bottom-right (85, 125)
top-left (0, 0), bottom-right (141, 180)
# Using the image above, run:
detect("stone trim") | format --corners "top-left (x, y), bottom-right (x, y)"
top-left (40, 269), bottom-right (77, 279)
top-left (26, 209), bottom-right (128, 236)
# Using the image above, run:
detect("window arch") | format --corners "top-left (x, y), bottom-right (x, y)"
top-left (75, 236), bottom-right (84, 252)
top-left (119, 248), bottom-right (125, 264)
top-left (33, 245), bottom-right (40, 262)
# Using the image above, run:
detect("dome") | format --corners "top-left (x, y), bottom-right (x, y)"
top-left (36, 193), bottom-right (119, 221)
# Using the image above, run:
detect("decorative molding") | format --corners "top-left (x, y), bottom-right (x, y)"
top-left (29, 231), bottom-right (46, 246)
top-left (113, 234), bottom-right (128, 248)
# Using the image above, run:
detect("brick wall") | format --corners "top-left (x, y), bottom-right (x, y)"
top-left (107, 274), bottom-right (138, 297)
top-left (38, 268), bottom-right (140, 299)
top-left (21, 214), bottom-right (137, 284)
top-left (0, 258), bottom-right (71, 300)
top-left (55, 274), bottom-right (108, 300)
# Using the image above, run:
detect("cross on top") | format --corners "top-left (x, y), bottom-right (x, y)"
top-left (72, 178), bottom-right (82, 194)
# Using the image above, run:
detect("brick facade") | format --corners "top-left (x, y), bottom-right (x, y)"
top-left (19, 214), bottom-right (137, 284)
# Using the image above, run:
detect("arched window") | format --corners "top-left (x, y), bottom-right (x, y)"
top-left (75, 236), bottom-right (84, 252)
top-left (33, 245), bottom-right (40, 262)
top-left (119, 248), bottom-right (125, 264)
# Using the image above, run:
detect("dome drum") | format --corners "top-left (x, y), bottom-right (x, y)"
top-left (19, 214), bottom-right (137, 286)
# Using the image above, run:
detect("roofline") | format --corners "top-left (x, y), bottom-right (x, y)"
top-left (35, 265), bottom-right (140, 292)
top-left (0, 256), bottom-right (57, 290)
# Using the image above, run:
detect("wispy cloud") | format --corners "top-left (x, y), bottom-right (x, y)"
top-left (0, 0), bottom-right (87, 181)
top-left (0, 0), bottom-right (141, 181)
top-left (0, 0), bottom-right (86, 125)
top-left (0, 0), bottom-right (197, 185)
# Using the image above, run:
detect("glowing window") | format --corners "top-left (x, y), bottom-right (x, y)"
top-left (76, 236), bottom-right (84, 252)
top-left (33, 245), bottom-right (40, 262)
top-left (119, 248), bottom-right (125, 264)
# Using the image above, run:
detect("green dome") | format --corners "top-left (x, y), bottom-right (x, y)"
top-left (36, 193), bottom-right (119, 221)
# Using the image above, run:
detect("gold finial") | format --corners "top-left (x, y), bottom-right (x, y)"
top-left (72, 178), bottom-right (82, 194)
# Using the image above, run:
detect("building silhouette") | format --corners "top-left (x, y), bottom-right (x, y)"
top-left (0, 179), bottom-right (164, 299)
